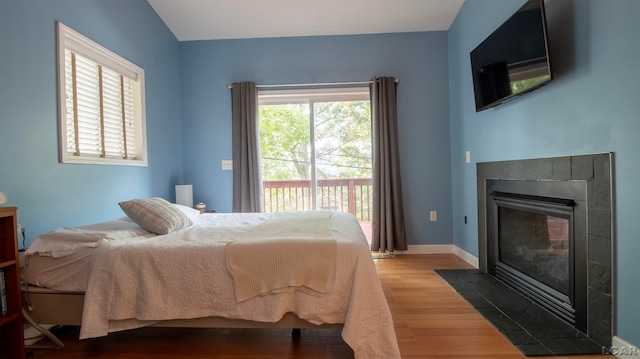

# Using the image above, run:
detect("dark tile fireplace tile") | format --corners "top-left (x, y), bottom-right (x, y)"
top-left (476, 307), bottom-right (523, 331)
top-left (588, 262), bottom-right (612, 293)
top-left (483, 282), bottom-right (531, 320)
top-left (516, 344), bottom-right (554, 356)
top-left (523, 158), bottom-right (553, 180)
top-left (552, 157), bottom-right (572, 180)
top-left (517, 302), bottom-right (581, 339)
top-left (458, 290), bottom-right (494, 308)
top-left (436, 269), bottom-right (603, 356)
top-left (571, 156), bottom-right (594, 180)
top-left (589, 233), bottom-right (612, 265)
top-left (501, 329), bottom-right (538, 345)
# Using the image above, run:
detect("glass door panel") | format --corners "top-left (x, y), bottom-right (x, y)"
top-left (258, 89), bottom-right (373, 243)
top-left (259, 103), bottom-right (312, 212)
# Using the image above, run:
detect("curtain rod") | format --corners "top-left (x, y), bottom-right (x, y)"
top-left (227, 78), bottom-right (398, 89)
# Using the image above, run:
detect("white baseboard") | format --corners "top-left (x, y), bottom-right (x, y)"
top-left (395, 244), bottom-right (479, 268)
top-left (402, 244), bottom-right (455, 254)
top-left (452, 245), bottom-right (479, 268)
top-left (611, 336), bottom-right (639, 358)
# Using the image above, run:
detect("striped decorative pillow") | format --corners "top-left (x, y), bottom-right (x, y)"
top-left (119, 197), bottom-right (192, 234)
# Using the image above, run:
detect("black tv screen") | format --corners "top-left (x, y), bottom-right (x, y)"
top-left (470, 0), bottom-right (552, 112)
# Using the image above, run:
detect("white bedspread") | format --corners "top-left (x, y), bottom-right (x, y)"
top-left (76, 211), bottom-right (399, 359)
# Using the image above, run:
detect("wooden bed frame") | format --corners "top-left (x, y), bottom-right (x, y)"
top-left (22, 285), bottom-right (342, 349)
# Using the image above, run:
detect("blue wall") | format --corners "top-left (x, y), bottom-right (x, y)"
top-left (2, 0), bottom-right (636, 348)
top-left (180, 32), bottom-right (454, 246)
top-left (448, 0), bottom-right (639, 346)
top-left (0, 0), bottom-right (183, 243)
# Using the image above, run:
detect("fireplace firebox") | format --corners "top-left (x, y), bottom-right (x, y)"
top-left (486, 179), bottom-right (587, 333)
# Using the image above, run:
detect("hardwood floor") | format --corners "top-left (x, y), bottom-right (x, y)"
top-left (27, 254), bottom-right (612, 359)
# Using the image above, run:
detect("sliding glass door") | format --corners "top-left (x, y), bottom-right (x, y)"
top-left (258, 88), bottom-right (373, 241)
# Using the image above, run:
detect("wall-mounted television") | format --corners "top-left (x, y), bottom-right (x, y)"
top-left (470, 0), bottom-right (552, 112)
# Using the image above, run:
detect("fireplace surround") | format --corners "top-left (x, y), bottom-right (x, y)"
top-left (477, 153), bottom-right (613, 348)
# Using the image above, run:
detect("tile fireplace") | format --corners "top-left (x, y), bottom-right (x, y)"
top-left (477, 153), bottom-right (613, 349)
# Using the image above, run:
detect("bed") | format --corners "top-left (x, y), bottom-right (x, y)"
top-left (21, 198), bottom-right (400, 359)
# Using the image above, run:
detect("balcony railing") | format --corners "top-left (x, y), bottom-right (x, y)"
top-left (263, 178), bottom-right (373, 221)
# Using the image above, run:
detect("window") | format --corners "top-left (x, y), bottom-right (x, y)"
top-left (56, 22), bottom-right (147, 166)
top-left (258, 88), bottom-right (373, 239)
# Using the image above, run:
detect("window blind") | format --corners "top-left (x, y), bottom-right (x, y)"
top-left (64, 50), bottom-right (137, 159)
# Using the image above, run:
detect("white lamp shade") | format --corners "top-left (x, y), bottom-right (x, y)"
top-left (175, 185), bottom-right (193, 207)
top-left (0, 192), bottom-right (6, 205)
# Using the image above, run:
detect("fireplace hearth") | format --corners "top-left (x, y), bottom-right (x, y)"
top-left (477, 154), bottom-right (613, 350)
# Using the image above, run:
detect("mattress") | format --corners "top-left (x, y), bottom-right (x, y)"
top-left (21, 247), bottom-right (92, 292)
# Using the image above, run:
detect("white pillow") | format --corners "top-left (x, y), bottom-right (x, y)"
top-left (172, 203), bottom-right (201, 222)
top-left (119, 197), bottom-right (192, 234)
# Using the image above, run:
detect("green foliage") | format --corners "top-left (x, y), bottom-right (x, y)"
top-left (259, 101), bottom-right (372, 181)
top-left (314, 101), bottom-right (372, 179)
top-left (259, 104), bottom-right (310, 180)
top-left (511, 74), bottom-right (551, 95)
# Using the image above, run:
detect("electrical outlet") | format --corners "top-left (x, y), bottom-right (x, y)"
top-left (221, 160), bottom-right (233, 170)
top-left (430, 211), bottom-right (437, 221)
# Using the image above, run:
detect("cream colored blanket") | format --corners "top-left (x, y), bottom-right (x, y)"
top-left (225, 211), bottom-right (336, 302)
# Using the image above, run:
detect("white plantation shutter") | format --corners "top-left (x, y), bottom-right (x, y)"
top-left (123, 81), bottom-right (137, 158)
top-left (58, 22), bottom-right (147, 166)
top-left (101, 66), bottom-right (130, 158)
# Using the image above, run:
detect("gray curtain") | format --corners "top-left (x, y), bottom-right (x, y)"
top-left (231, 82), bottom-right (264, 213)
top-left (370, 76), bottom-right (407, 252)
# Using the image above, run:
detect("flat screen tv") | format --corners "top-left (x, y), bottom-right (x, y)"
top-left (470, 0), bottom-right (552, 112)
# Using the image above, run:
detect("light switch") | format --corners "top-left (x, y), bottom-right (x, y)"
top-left (465, 151), bottom-right (471, 163)
top-left (430, 211), bottom-right (437, 221)
top-left (221, 160), bottom-right (233, 170)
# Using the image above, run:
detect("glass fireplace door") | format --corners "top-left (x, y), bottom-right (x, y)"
top-left (498, 207), bottom-right (570, 295)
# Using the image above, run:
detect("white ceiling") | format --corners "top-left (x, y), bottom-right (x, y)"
top-left (147, 0), bottom-right (465, 41)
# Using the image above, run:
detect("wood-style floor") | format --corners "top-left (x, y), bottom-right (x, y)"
top-left (28, 254), bottom-right (612, 359)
